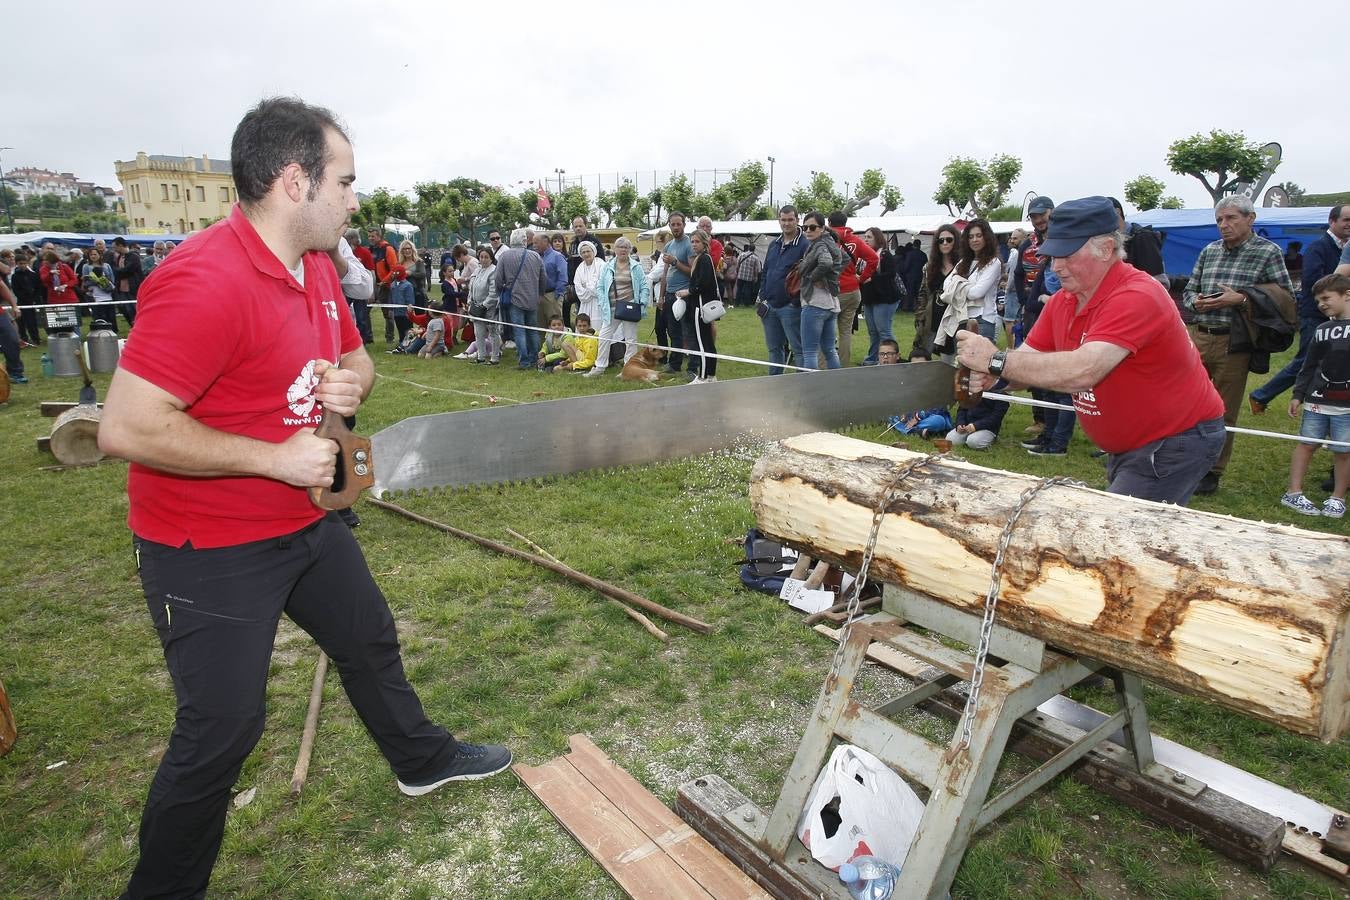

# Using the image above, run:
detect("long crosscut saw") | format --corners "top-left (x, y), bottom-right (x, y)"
top-left (369, 362), bottom-right (956, 494)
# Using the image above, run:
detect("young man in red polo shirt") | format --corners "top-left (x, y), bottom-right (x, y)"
top-left (100, 98), bottom-right (510, 900)
top-left (956, 196), bottom-right (1225, 505)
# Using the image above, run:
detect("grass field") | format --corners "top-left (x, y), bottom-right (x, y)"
top-left (1, 305), bottom-right (1347, 899)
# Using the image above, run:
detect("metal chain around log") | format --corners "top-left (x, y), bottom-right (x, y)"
top-left (953, 475), bottom-right (1080, 757)
top-left (829, 454), bottom-right (944, 676)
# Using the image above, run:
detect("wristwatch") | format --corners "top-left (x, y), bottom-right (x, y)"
top-left (988, 349), bottom-right (1008, 377)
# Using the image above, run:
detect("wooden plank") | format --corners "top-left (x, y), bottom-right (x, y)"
top-left (754, 432), bottom-right (1350, 742)
top-left (1283, 830), bottom-right (1349, 881)
top-left (675, 775), bottom-right (847, 900)
top-left (813, 622), bottom-right (1284, 873)
top-left (564, 735), bottom-right (770, 900)
top-left (514, 756), bottom-right (714, 900)
top-left (36, 436), bottom-right (51, 454)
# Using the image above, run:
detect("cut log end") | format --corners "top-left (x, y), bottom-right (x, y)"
top-left (49, 406), bottom-right (104, 467)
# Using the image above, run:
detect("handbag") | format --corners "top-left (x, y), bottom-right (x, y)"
top-left (614, 301), bottom-right (642, 322)
top-left (498, 249), bottom-right (528, 307)
top-left (785, 262), bottom-right (802, 298)
top-left (671, 295), bottom-right (686, 321)
top-left (700, 298), bottom-right (726, 324)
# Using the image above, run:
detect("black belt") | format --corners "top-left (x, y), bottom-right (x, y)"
top-left (1195, 324), bottom-right (1230, 335)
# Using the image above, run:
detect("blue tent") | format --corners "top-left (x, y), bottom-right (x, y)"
top-left (0, 230), bottom-right (189, 251)
top-left (1128, 207), bottom-right (1329, 275)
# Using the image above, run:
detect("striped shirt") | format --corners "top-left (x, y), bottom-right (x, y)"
top-left (1184, 233), bottom-right (1293, 329)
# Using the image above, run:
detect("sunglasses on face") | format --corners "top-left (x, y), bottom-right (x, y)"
top-left (938, 237), bottom-right (955, 244)
top-left (803, 224), bottom-right (821, 232)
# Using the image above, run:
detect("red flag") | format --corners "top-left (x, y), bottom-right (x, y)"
top-left (536, 185), bottom-right (552, 213)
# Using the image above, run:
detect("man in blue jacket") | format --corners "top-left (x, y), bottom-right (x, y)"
top-left (1249, 205), bottom-right (1350, 413)
top-left (759, 205), bottom-right (810, 375)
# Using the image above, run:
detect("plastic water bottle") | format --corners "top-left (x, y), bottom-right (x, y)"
top-left (838, 856), bottom-right (900, 900)
top-left (41, 353), bottom-right (53, 377)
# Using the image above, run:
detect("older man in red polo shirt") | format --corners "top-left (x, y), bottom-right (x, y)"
top-left (100, 98), bottom-right (510, 900)
top-left (956, 196), bottom-right (1226, 505)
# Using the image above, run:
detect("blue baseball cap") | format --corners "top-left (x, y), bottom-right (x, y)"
top-left (1027, 196), bottom-right (1055, 215)
top-left (1038, 196), bottom-right (1118, 258)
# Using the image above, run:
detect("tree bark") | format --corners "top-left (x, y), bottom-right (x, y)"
top-left (750, 432), bottom-right (1350, 743)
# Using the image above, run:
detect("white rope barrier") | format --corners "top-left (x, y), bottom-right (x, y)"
top-left (980, 390), bottom-right (1350, 449)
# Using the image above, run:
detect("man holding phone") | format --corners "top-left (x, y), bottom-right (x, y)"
top-left (1182, 195), bottom-right (1294, 495)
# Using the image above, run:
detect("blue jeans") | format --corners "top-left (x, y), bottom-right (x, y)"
top-left (800, 305), bottom-right (840, 370)
top-left (762, 304), bottom-right (803, 375)
top-left (505, 304), bottom-right (540, 367)
top-left (1105, 417), bottom-right (1226, 505)
top-left (1041, 391), bottom-right (1076, 451)
top-left (1251, 317), bottom-right (1322, 405)
top-left (862, 301), bottom-right (899, 364)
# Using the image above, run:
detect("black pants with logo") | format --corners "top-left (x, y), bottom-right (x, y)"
top-left (122, 513), bottom-right (455, 899)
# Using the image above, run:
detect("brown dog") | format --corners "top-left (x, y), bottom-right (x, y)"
top-left (620, 346), bottom-right (664, 383)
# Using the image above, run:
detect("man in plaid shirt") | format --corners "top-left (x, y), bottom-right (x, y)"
top-left (1183, 194), bottom-right (1294, 494)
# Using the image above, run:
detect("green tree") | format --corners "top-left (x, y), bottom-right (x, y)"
top-left (660, 174), bottom-right (697, 220)
top-left (880, 185), bottom-right (904, 216)
top-left (1165, 129), bottom-right (1268, 203)
top-left (1160, 196), bottom-right (1184, 209)
top-left (987, 204), bottom-right (1024, 222)
top-left (352, 188), bottom-right (410, 234)
top-left (788, 168), bottom-right (898, 217)
top-left (703, 161), bottom-right (768, 219)
top-left (71, 213), bottom-right (92, 232)
top-left (933, 155), bottom-right (1022, 217)
top-left (789, 172), bottom-right (846, 216)
top-left (598, 181), bottom-right (646, 228)
top-left (1124, 175), bottom-right (1168, 211)
top-left (1275, 181), bottom-right (1306, 204)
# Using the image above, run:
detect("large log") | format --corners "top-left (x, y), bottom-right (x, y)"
top-left (49, 405), bottom-right (104, 466)
top-left (750, 432), bottom-right (1350, 742)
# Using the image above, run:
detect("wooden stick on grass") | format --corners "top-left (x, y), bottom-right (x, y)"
top-left (505, 527), bottom-right (669, 642)
top-left (369, 498), bottom-right (711, 635)
top-left (290, 650), bottom-right (328, 796)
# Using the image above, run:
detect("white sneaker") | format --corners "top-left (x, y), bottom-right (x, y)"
top-left (453, 351), bottom-right (471, 359)
top-left (688, 377), bottom-right (704, 385)
top-left (1281, 492), bottom-right (1321, 516)
top-left (1321, 497), bottom-right (1346, 519)
top-left (702, 376), bottom-right (717, 383)
top-left (503, 340), bottom-right (516, 349)
top-left (583, 367), bottom-right (606, 378)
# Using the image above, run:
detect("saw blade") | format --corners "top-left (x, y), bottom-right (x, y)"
top-left (371, 361), bottom-right (955, 494)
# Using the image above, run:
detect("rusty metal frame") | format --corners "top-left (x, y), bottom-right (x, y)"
top-left (745, 588), bottom-right (1197, 900)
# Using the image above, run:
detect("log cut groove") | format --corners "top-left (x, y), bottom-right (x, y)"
top-left (750, 433), bottom-right (1350, 742)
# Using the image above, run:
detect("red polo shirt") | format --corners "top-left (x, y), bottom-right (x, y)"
top-left (118, 205), bottom-right (361, 548)
top-left (1024, 261), bottom-right (1223, 454)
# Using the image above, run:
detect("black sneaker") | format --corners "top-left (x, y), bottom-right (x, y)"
top-left (396, 742), bottom-right (513, 796)
top-left (1027, 446), bottom-right (1067, 456)
top-left (1020, 437), bottom-right (1046, 450)
top-left (1194, 473), bottom-right (1220, 495)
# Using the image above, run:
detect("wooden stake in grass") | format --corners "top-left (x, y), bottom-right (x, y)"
top-left (505, 527), bottom-right (669, 642)
top-left (290, 650), bottom-right (328, 796)
top-left (0, 678), bottom-right (16, 757)
top-left (369, 498), bottom-right (712, 635)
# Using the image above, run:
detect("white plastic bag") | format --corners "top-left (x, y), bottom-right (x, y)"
top-left (797, 744), bottom-right (925, 871)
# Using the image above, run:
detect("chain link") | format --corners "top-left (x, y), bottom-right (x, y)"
top-left (954, 475), bottom-right (1078, 754)
top-left (827, 453), bottom-right (943, 677)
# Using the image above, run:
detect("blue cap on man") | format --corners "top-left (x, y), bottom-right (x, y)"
top-left (1037, 196), bottom-right (1119, 258)
top-left (1027, 196), bottom-right (1055, 215)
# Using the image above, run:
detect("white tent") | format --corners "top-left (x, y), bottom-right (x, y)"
top-left (639, 214), bottom-right (1031, 241)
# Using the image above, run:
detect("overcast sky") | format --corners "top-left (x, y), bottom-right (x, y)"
top-left (8, 0), bottom-right (1341, 217)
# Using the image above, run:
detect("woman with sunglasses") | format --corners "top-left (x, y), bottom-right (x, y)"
top-left (859, 227), bottom-right (903, 364)
top-left (911, 224), bottom-right (960, 361)
top-left (797, 211), bottom-right (845, 370)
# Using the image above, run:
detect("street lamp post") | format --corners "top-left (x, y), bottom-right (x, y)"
top-left (767, 156), bottom-right (775, 211)
top-left (553, 168), bottom-right (565, 196)
top-left (0, 147), bottom-right (15, 232)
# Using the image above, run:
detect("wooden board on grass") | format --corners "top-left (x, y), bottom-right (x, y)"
top-left (514, 734), bottom-right (769, 900)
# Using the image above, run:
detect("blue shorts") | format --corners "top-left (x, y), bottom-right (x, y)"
top-left (1299, 409), bottom-right (1350, 453)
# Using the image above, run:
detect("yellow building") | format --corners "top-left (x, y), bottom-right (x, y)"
top-left (114, 152), bottom-right (238, 235)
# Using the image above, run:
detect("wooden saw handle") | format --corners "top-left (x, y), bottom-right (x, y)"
top-left (954, 318), bottom-right (982, 409)
top-left (308, 411), bottom-right (375, 510)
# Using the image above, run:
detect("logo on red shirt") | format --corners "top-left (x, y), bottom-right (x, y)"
top-left (286, 360), bottom-right (320, 420)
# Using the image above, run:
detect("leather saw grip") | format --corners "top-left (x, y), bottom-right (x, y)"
top-left (308, 411), bottom-right (375, 510)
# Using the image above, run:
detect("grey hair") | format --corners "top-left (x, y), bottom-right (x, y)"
top-left (1088, 231), bottom-right (1126, 261)
top-left (613, 236), bottom-right (633, 251)
top-left (343, 228), bottom-right (360, 242)
top-left (1215, 194), bottom-right (1255, 217)
top-left (508, 227), bottom-right (530, 248)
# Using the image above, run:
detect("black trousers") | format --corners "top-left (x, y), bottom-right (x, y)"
top-left (123, 513), bottom-right (455, 899)
top-left (656, 300), bottom-right (684, 368)
top-left (681, 312), bottom-right (717, 378)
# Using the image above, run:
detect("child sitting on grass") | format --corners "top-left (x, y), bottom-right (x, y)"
top-left (946, 379), bottom-right (1011, 450)
top-left (1284, 273), bottom-right (1350, 518)
top-left (538, 315), bottom-right (567, 371)
top-left (556, 313), bottom-right (598, 372)
top-left (418, 302), bottom-right (449, 358)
